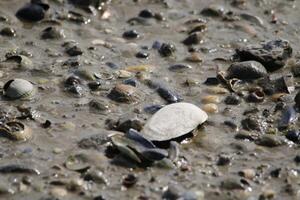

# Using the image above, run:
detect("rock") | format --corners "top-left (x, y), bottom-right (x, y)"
top-left (182, 33), bottom-right (203, 46)
top-left (220, 178), bottom-right (245, 190)
top-left (107, 84), bottom-right (140, 103)
top-left (217, 154), bottom-right (231, 166)
top-left (158, 43), bottom-right (176, 57)
top-left (226, 61), bottom-right (267, 80)
top-left (234, 39), bottom-right (293, 72)
top-left (122, 30), bottom-right (140, 39)
top-left (162, 184), bottom-right (182, 200)
top-left (16, 2), bottom-right (49, 22)
top-left (224, 94), bottom-right (241, 105)
top-left (141, 102), bottom-right (208, 141)
top-left (256, 135), bottom-right (284, 147)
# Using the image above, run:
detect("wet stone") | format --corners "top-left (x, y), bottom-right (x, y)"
top-left (157, 86), bottom-right (183, 103)
top-left (122, 78), bottom-right (138, 87)
top-left (217, 154), bottom-right (231, 166)
top-left (123, 30), bottom-right (140, 39)
top-left (0, 27), bottom-right (16, 37)
top-left (66, 45), bottom-right (83, 56)
top-left (139, 9), bottom-right (154, 18)
top-left (107, 84), bottom-right (140, 103)
top-left (203, 77), bottom-right (219, 85)
top-left (115, 117), bottom-right (144, 132)
top-left (234, 39), bottom-right (293, 72)
top-left (122, 174), bottom-right (138, 188)
top-left (226, 61), bottom-right (267, 80)
top-left (136, 51), bottom-right (149, 59)
top-left (256, 135), bottom-right (284, 147)
top-left (182, 33), bottom-right (203, 46)
top-left (285, 130), bottom-right (300, 143)
top-left (201, 5), bottom-right (225, 17)
top-left (158, 43), bottom-right (176, 57)
top-left (169, 64), bottom-right (192, 72)
top-left (224, 94), bottom-right (241, 105)
top-left (16, 2), bottom-right (49, 22)
top-left (41, 26), bottom-right (65, 40)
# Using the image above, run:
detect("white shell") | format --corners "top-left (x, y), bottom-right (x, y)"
top-left (4, 79), bottom-right (34, 99)
top-left (141, 102), bottom-right (208, 141)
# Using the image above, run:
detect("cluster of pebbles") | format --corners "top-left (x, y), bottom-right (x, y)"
top-left (1, 0), bottom-right (300, 199)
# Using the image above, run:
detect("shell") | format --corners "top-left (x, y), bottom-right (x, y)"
top-left (141, 102), bottom-right (208, 141)
top-left (4, 79), bottom-right (35, 99)
top-left (0, 121), bottom-right (32, 141)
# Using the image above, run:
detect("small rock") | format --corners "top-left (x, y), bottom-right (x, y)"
top-left (159, 43), bottom-right (176, 57)
top-left (107, 84), bottom-right (140, 103)
top-left (123, 30), bottom-right (140, 39)
top-left (224, 94), bottom-right (241, 105)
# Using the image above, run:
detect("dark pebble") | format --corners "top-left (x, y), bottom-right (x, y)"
top-left (106, 62), bottom-right (119, 69)
top-left (136, 51), bottom-right (149, 59)
top-left (41, 26), bottom-right (64, 40)
top-left (143, 104), bottom-right (164, 114)
top-left (65, 76), bottom-right (81, 86)
top-left (0, 27), bottom-right (16, 37)
top-left (285, 130), bottom-right (300, 143)
top-left (234, 39), bottom-right (292, 72)
top-left (294, 155), bottom-right (300, 164)
top-left (217, 154), bottom-right (231, 166)
top-left (123, 30), bottom-right (140, 39)
top-left (122, 174), bottom-right (138, 188)
top-left (78, 134), bottom-right (109, 150)
top-left (157, 86), bottom-right (183, 103)
top-left (158, 43), bottom-right (176, 57)
top-left (88, 81), bottom-right (102, 91)
top-left (116, 117), bottom-right (144, 132)
top-left (224, 120), bottom-right (238, 130)
top-left (123, 78), bottom-right (138, 87)
top-left (294, 91), bottom-right (300, 107)
top-left (16, 2), bottom-right (48, 22)
top-left (66, 46), bottom-right (83, 56)
top-left (203, 77), bottom-right (219, 85)
top-left (270, 168), bottom-right (281, 178)
top-left (168, 64), bottom-right (192, 72)
top-left (139, 9), bottom-right (154, 18)
top-left (182, 33), bottom-right (202, 46)
top-left (224, 94), bottom-right (241, 105)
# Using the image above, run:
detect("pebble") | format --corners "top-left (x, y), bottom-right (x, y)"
top-left (182, 33), bottom-right (203, 46)
top-left (123, 30), bottom-right (140, 39)
top-left (158, 43), bottom-right (176, 57)
top-left (107, 84), bottom-right (140, 103)
top-left (202, 103), bottom-right (218, 114)
top-left (49, 187), bottom-right (68, 197)
top-left (169, 64), bottom-right (192, 72)
top-left (224, 94), bottom-right (241, 105)
top-left (0, 27), bottom-right (16, 37)
top-left (238, 169), bottom-right (256, 180)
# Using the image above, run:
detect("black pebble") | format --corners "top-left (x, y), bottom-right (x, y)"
top-left (139, 9), bottom-right (154, 18)
top-left (286, 130), bottom-right (300, 143)
top-left (224, 94), bottom-right (241, 105)
top-left (16, 3), bottom-right (48, 22)
top-left (158, 43), bottom-right (176, 57)
top-left (136, 51), bottom-right (149, 59)
top-left (123, 30), bottom-right (140, 39)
